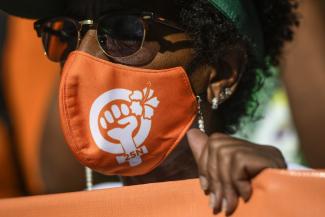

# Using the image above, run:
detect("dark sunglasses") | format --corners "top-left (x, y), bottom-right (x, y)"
top-left (34, 11), bottom-right (185, 62)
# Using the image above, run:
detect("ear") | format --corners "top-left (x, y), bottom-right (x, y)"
top-left (207, 47), bottom-right (247, 104)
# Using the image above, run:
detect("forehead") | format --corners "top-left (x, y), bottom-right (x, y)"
top-left (66, 0), bottom-right (181, 21)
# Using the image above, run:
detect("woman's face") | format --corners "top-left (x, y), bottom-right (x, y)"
top-left (61, 0), bottom-right (218, 184)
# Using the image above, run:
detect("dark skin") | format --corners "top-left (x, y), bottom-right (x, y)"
top-left (58, 0), bottom-right (287, 215)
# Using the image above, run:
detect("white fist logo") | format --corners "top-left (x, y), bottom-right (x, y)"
top-left (89, 87), bottom-right (159, 167)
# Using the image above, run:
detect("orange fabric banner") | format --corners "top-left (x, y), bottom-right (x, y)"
top-left (0, 169), bottom-right (325, 217)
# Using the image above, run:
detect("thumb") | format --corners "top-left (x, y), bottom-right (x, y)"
top-left (186, 128), bottom-right (209, 163)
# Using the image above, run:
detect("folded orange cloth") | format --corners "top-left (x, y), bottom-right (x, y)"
top-left (0, 169), bottom-right (325, 217)
top-left (2, 16), bottom-right (60, 195)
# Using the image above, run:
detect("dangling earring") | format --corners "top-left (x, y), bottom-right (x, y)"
top-left (211, 97), bottom-right (219, 110)
top-left (211, 88), bottom-right (232, 110)
top-left (197, 96), bottom-right (205, 133)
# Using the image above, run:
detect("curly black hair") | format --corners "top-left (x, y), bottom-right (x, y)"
top-left (176, 0), bottom-right (299, 134)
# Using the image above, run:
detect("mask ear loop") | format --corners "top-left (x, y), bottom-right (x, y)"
top-left (85, 167), bottom-right (93, 191)
top-left (196, 96), bottom-right (205, 133)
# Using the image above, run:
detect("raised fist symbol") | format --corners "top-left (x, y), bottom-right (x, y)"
top-left (100, 104), bottom-right (138, 154)
top-left (90, 88), bottom-right (160, 167)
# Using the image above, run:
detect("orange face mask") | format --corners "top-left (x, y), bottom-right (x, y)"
top-left (59, 51), bottom-right (198, 176)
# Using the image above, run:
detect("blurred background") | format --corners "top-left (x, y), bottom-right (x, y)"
top-left (0, 0), bottom-right (325, 199)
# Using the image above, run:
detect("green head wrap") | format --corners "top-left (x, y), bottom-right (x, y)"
top-left (208, 0), bottom-right (264, 63)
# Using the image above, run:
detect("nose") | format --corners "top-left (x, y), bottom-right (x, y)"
top-left (78, 29), bottom-right (109, 60)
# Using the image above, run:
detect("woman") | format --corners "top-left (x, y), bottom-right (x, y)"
top-left (0, 0), bottom-right (298, 215)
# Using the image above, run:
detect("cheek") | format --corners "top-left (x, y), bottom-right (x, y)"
top-left (142, 33), bottom-right (194, 70)
top-left (112, 41), bottom-right (160, 66)
top-left (142, 46), bottom-right (194, 70)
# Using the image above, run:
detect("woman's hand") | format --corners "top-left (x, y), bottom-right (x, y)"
top-left (186, 129), bottom-right (287, 216)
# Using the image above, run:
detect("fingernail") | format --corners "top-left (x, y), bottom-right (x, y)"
top-left (213, 208), bottom-right (221, 215)
top-left (243, 195), bottom-right (250, 203)
top-left (199, 176), bottom-right (208, 191)
top-left (209, 193), bottom-right (216, 209)
top-left (222, 198), bottom-right (227, 213)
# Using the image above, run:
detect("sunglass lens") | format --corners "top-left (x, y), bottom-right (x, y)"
top-left (41, 18), bottom-right (78, 62)
top-left (97, 15), bottom-right (145, 57)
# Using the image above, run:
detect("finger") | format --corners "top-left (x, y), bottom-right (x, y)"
top-left (212, 182), bottom-right (223, 214)
top-left (209, 187), bottom-right (223, 214)
top-left (223, 185), bottom-right (238, 216)
top-left (111, 104), bottom-right (121, 119)
top-left (199, 146), bottom-right (209, 192)
top-left (218, 146), bottom-right (239, 216)
top-left (232, 151), bottom-right (253, 202)
top-left (206, 138), bottom-right (222, 211)
top-left (121, 104), bottom-right (129, 116)
top-left (104, 110), bottom-right (114, 123)
top-left (186, 128), bottom-right (209, 191)
top-left (207, 134), bottom-right (233, 213)
top-left (99, 116), bottom-right (108, 129)
top-left (233, 180), bottom-right (252, 202)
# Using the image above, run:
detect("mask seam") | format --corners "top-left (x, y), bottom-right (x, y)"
top-left (61, 55), bottom-right (94, 166)
top-left (180, 70), bottom-right (198, 110)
